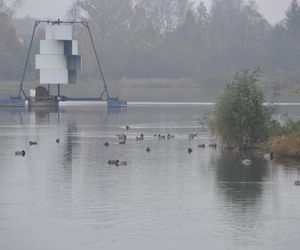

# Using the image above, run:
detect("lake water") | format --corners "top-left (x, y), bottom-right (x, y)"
top-left (0, 104), bottom-right (300, 250)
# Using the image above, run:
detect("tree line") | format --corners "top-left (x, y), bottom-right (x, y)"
top-left (1, 0), bottom-right (300, 86)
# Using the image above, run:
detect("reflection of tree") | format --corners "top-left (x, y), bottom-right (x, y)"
top-left (215, 151), bottom-right (268, 207)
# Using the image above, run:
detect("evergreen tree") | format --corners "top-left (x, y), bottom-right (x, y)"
top-left (284, 0), bottom-right (300, 33)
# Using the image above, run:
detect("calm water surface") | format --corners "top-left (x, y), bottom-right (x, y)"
top-left (0, 104), bottom-right (300, 250)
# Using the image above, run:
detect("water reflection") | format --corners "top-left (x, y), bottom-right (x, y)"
top-left (215, 151), bottom-right (268, 206)
top-left (64, 122), bottom-right (77, 169)
top-left (28, 106), bottom-right (59, 124)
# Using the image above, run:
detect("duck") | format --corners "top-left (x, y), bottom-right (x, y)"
top-left (295, 180), bottom-right (300, 186)
top-left (117, 134), bottom-right (126, 141)
top-left (188, 133), bottom-right (197, 139)
top-left (241, 159), bottom-right (252, 166)
top-left (198, 144), bottom-right (205, 148)
top-left (263, 152), bottom-right (273, 160)
top-left (158, 134), bottom-right (166, 140)
top-left (146, 146), bottom-right (151, 153)
top-left (29, 141), bottom-right (37, 146)
top-left (126, 125), bottom-right (130, 130)
top-left (108, 160), bottom-right (119, 166)
top-left (167, 134), bottom-right (175, 139)
top-left (104, 141), bottom-right (110, 147)
top-left (15, 150), bottom-right (26, 157)
top-left (119, 140), bottom-right (126, 145)
top-left (188, 148), bottom-right (193, 154)
top-left (56, 138), bottom-right (60, 144)
top-left (209, 143), bottom-right (217, 148)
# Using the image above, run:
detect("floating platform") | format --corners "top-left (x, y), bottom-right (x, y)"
top-left (107, 98), bottom-right (127, 108)
top-left (0, 97), bottom-right (25, 107)
top-left (28, 96), bottom-right (58, 108)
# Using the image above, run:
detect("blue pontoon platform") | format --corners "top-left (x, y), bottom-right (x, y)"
top-left (0, 97), bottom-right (25, 107)
top-left (107, 98), bottom-right (127, 108)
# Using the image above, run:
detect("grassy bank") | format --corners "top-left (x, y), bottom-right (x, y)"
top-left (268, 121), bottom-right (300, 158)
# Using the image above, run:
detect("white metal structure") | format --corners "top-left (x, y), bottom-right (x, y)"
top-left (35, 24), bottom-right (81, 84)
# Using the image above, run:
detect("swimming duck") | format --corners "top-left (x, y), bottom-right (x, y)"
top-left (158, 134), bottom-right (166, 140)
top-left (15, 150), bottom-right (25, 157)
top-left (188, 148), bottom-right (193, 154)
top-left (104, 141), bottom-right (110, 147)
top-left (198, 144), bottom-right (205, 148)
top-left (117, 134), bottom-right (126, 141)
top-left (29, 141), bottom-right (37, 146)
top-left (108, 160), bottom-right (119, 166)
top-left (241, 159), bottom-right (252, 166)
top-left (167, 134), bottom-right (175, 139)
top-left (56, 138), bottom-right (60, 144)
top-left (188, 133), bottom-right (197, 139)
top-left (209, 143), bottom-right (217, 148)
top-left (146, 146), bottom-right (151, 153)
top-left (263, 152), bottom-right (273, 160)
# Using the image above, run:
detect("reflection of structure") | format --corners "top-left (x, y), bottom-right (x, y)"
top-left (64, 123), bottom-right (77, 168)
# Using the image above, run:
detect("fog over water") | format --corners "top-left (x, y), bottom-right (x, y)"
top-left (0, 104), bottom-right (300, 250)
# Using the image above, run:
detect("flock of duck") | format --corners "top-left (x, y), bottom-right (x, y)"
top-left (13, 125), bottom-right (300, 186)
top-left (15, 138), bottom-right (60, 157)
top-left (104, 125), bottom-right (219, 166)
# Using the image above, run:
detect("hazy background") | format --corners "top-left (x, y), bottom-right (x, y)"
top-left (1, 0), bottom-right (300, 102)
top-left (14, 0), bottom-right (290, 24)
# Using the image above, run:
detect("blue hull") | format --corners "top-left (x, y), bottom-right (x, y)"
top-left (0, 98), bottom-right (25, 107)
top-left (107, 98), bottom-right (127, 108)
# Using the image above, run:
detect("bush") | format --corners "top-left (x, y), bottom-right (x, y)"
top-left (268, 120), bottom-right (300, 158)
top-left (211, 70), bottom-right (273, 149)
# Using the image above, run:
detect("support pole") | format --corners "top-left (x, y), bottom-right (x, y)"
top-left (82, 22), bottom-right (110, 100)
top-left (18, 20), bottom-right (41, 98)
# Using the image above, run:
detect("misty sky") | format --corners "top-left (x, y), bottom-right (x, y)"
top-left (13, 0), bottom-right (291, 24)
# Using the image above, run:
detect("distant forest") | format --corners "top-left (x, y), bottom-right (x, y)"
top-left (1, 0), bottom-right (300, 86)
